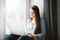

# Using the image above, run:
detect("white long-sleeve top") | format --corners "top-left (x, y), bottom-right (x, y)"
top-left (25, 18), bottom-right (46, 40)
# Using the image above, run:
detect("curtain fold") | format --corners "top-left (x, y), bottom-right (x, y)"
top-left (44, 0), bottom-right (57, 40)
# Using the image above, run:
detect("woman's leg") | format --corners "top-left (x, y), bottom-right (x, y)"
top-left (4, 34), bottom-right (20, 40)
top-left (18, 36), bottom-right (35, 40)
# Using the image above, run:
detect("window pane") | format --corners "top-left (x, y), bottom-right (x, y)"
top-left (6, 0), bottom-right (26, 34)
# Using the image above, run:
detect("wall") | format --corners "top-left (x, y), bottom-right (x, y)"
top-left (57, 0), bottom-right (60, 40)
top-left (0, 0), bottom-right (6, 40)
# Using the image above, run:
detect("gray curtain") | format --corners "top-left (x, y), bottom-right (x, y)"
top-left (43, 0), bottom-right (58, 40)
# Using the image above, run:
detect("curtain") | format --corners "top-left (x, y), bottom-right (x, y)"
top-left (43, 0), bottom-right (57, 40)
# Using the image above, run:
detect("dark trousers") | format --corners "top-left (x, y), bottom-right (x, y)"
top-left (18, 36), bottom-right (35, 40)
top-left (4, 34), bottom-right (35, 40)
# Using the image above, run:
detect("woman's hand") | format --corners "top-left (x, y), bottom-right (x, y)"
top-left (26, 33), bottom-right (33, 37)
top-left (26, 33), bottom-right (38, 38)
top-left (32, 34), bottom-right (38, 38)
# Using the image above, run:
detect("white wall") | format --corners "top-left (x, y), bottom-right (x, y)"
top-left (0, 0), bottom-right (6, 40)
top-left (30, 0), bottom-right (44, 17)
top-left (26, 0), bottom-right (31, 19)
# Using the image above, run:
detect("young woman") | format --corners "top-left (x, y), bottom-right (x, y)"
top-left (4, 5), bottom-right (46, 40)
top-left (24, 5), bottom-right (46, 40)
top-left (18, 5), bottom-right (46, 40)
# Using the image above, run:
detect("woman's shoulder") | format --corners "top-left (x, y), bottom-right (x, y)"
top-left (40, 18), bottom-right (46, 25)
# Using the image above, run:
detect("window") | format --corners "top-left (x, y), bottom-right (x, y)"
top-left (6, 0), bottom-right (26, 34)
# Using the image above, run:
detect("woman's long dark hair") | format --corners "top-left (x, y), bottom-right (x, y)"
top-left (30, 5), bottom-right (41, 34)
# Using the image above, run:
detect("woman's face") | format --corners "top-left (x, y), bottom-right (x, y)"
top-left (29, 8), bottom-right (36, 19)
